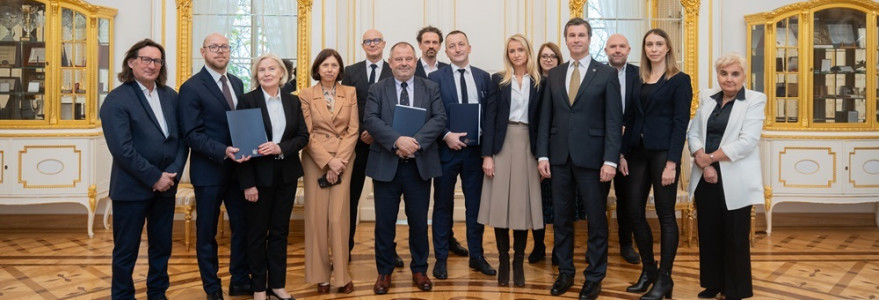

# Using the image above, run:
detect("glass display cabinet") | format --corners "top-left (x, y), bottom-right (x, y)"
top-left (0, 0), bottom-right (116, 238)
top-left (745, 0), bottom-right (879, 236)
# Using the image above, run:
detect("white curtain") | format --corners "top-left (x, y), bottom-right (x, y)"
top-left (191, 0), bottom-right (237, 75)
top-left (254, 0), bottom-right (298, 61)
top-left (589, 0), bottom-right (648, 64)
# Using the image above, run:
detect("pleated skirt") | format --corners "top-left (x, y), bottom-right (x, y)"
top-left (477, 123), bottom-right (544, 230)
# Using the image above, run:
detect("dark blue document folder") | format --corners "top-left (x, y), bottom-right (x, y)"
top-left (392, 105), bottom-right (426, 137)
top-left (227, 108), bottom-right (268, 159)
top-left (449, 103), bottom-right (480, 145)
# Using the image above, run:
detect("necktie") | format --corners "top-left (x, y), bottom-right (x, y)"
top-left (369, 63), bottom-right (378, 84)
top-left (458, 68), bottom-right (468, 104)
top-left (568, 61), bottom-right (580, 105)
top-left (400, 82), bottom-right (410, 106)
top-left (220, 75), bottom-right (234, 110)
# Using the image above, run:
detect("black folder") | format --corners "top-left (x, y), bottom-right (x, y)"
top-left (392, 105), bottom-right (426, 137)
top-left (226, 108), bottom-right (268, 159)
top-left (449, 103), bottom-right (480, 145)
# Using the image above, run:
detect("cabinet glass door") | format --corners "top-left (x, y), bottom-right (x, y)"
top-left (0, 0), bottom-right (46, 120)
top-left (750, 24), bottom-right (765, 93)
top-left (774, 16), bottom-right (798, 123)
top-left (811, 8), bottom-right (867, 124)
top-left (97, 18), bottom-right (110, 121)
top-left (60, 8), bottom-right (87, 121)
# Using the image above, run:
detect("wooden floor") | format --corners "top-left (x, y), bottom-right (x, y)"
top-left (1, 214), bottom-right (878, 299)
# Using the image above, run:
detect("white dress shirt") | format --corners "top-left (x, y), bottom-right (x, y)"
top-left (452, 64), bottom-right (479, 104)
top-left (420, 58), bottom-right (440, 76)
top-left (136, 81), bottom-right (168, 137)
top-left (262, 88), bottom-right (286, 144)
top-left (365, 59), bottom-right (385, 81)
top-left (617, 64), bottom-right (627, 113)
top-left (508, 75), bottom-right (531, 123)
top-left (205, 66), bottom-right (239, 108)
top-left (565, 55), bottom-right (592, 96)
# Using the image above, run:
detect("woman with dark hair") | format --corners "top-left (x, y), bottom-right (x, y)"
top-left (299, 48), bottom-right (359, 294)
top-left (237, 53), bottom-right (310, 300)
top-left (621, 28), bottom-right (692, 300)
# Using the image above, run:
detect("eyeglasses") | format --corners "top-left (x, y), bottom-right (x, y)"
top-left (363, 38), bottom-right (383, 46)
top-left (204, 44), bottom-right (231, 53)
top-left (137, 56), bottom-right (164, 66)
top-left (540, 54), bottom-right (558, 61)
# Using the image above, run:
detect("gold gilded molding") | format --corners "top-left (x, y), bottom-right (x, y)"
top-left (763, 185), bottom-right (772, 210)
top-left (175, 0), bottom-right (193, 89)
top-left (778, 147), bottom-right (836, 188)
top-left (746, 0), bottom-right (879, 20)
top-left (569, 0), bottom-right (586, 19)
top-left (0, 150), bottom-right (4, 184)
top-left (297, 0), bottom-right (313, 92)
top-left (681, 0), bottom-right (700, 118)
top-left (848, 147), bottom-right (879, 188)
top-left (88, 184), bottom-right (97, 212)
top-left (761, 134), bottom-right (879, 140)
top-left (18, 145), bottom-right (82, 188)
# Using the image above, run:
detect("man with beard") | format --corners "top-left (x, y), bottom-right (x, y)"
top-left (414, 26), bottom-right (449, 79)
top-left (178, 33), bottom-right (251, 300)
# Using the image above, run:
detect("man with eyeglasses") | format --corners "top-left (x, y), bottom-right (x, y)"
top-left (363, 41), bottom-right (446, 295)
top-left (340, 29), bottom-right (405, 268)
top-left (178, 33), bottom-right (252, 300)
top-left (101, 39), bottom-right (187, 300)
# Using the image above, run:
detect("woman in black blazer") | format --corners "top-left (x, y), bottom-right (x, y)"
top-left (478, 34), bottom-right (544, 287)
top-left (236, 53), bottom-right (309, 300)
top-left (621, 29), bottom-right (692, 300)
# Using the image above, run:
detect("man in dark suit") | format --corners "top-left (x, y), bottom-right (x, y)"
top-left (603, 33), bottom-right (641, 265)
top-left (536, 18), bottom-right (622, 300)
top-left (414, 26), bottom-right (449, 79)
top-left (177, 33), bottom-right (251, 300)
top-left (428, 30), bottom-right (496, 280)
top-left (363, 42), bottom-right (446, 295)
top-left (340, 29), bottom-right (406, 268)
top-left (101, 39), bottom-right (187, 300)
top-left (414, 25), bottom-right (467, 259)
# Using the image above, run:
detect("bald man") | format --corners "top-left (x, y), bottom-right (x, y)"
top-left (178, 33), bottom-right (251, 300)
top-left (603, 33), bottom-right (641, 265)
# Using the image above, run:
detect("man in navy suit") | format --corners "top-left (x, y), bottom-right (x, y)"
top-left (101, 39), bottom-right (187, 300)
top-left (428, 30), bottom-right (497, 279)
top-left (414, 26), bottom-right (449, 79)
top-left (537, 18), bottom-right (622, 299)
top-left (363, 42), bottom-right (446, 295)
top-left (178, 33), bottom-right (251, 300)
top-left (603, 33), bottom-right (641, 265)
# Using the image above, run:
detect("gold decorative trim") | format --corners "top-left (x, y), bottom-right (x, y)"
top-left (761, 134), bottom-right (879, 140)
top-left (297, 0), bottom-right (313, 92)
top-left (848, 147), bottom-right (879, 188)
top-left (18, 145), bottom-right (82, 188)
top-left (708, 0), bottom-right (713, 89)
top-left (681, 0), bottom-right (700, 118)
top-left (0, 150), bottom-right (4, 184)
top-left (0, 131), bottom-right (104, 137)
top-left (778, 147), bottom-right (836, 188)
top-left (88, 184), bottom-right (97, 212)
top-left (569, 0), bottom-right (585, 19)
top-left (764, 185), bottom-right (772, 210)
top-left (175, 0), bottom-right (193, 89)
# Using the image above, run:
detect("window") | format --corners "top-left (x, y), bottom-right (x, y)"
top-left (583, 0), bottom-right (683, 67)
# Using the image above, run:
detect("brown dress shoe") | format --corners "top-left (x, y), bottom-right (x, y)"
top-left (412, 272), bottom-right (432, 291)
top-left (317, 283), bottom-right (330, 294)
top-left (338, 281), bottom-right (354, 294)
top-left (373, 274), bottom-right (391, 294)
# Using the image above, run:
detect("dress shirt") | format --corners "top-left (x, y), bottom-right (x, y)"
top-left (136, 81), bottom-right (168, 137)
top-left (365, 58), bottom-right (385, 81)
top-left (617, 64), bottom-right (627, 113)
top-left (420, 58), bottom-right (440, 76)
top-left (205, 66), bottom-right (239, 108)
top-left (452, 64), bottom-right (479, 104)
top-left (262, 88), bottom-right (286, 144)
top-left (394, 77), bottom-right (414, 107)
top-left (705, 88), bottom-right (746, 153)
top-left (564, 55), bottom-right (592, 96)
top-left (508, 75), bottom-right (531, 123)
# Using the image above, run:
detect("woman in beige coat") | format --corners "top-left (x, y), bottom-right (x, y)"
top-left (300, 48), bottom-right (359, 294)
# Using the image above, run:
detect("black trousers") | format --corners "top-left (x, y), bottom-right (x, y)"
top-left (194, 180), bottom-right (250, 293)
top-left (695, 164), bottom-right (753, 299)
top-left (373, 159), bottom-right (431, 275)
top-left (111, 195), bottom-right (174, 300)
top-left (551, 158), bottom-right (608, 282)
top-left (602, 171), bottom-right (635, 249)
top-left (625, 144), bottom-right (679, 272)
top-left (348, 141), bottom-right (370, 252)
top-left (432, 147), bottom-right (484, 261)
top-left (244, 164), bottom-right (297, 292)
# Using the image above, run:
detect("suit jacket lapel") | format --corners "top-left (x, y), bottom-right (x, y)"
top-left (158, 87), bottom-right (175, 136)
top-left (331, 86), bottom-right (347, 120)
top-left (573, 60), bottom-right (599, 105)
top-left (130, 82), bottom-right (164, 136)
top-left (309, 85), bottom-right (335, 131)
top-left (413, 78), bottom-right (424, 108)
top-left (384, 79), bottom-right (398, 116)
top-left (380, 61), bottom-right (393, 80)
top-left (720, 98), bottom-right (748, 145)
top-left (280, 92), bottom-right (294, 139)
top-left (200, 67), bottom-right (232, 110)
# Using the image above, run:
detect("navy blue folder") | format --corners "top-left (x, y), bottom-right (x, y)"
top-left (449, 103), bottom-right (480, 145)
top-left (226, 108), bottom-right (268, 159)
top-left (392, 105), bottom-right (426, 137)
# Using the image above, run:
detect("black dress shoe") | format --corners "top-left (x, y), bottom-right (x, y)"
top-left (206, 291), bottom-right (224, 300)
top-left (579, 281), bottom-right (602, 300)
top-left (147, 295), bottom-right (168, 300)
top-left (449, 236), bottom-right (469, 256)
top-left (550, 273), bottom-right (575, 296)
top-left (697, 288), bottom-right (721, 298)
top-left (469, 257), bottom-right (497, 276)
top-left (433, 260), bottom-right (448, 279)
top-left (393, 252), bottom-right (405, 268)
top-left (620, 246), bottom-right (641, 264)
top-left (229, 283), bottom-right (253, 296)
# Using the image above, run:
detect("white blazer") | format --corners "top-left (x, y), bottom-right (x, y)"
top-left (687, 88), bottom-right (766, 210)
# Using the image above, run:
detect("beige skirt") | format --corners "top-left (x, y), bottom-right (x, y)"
top-left (477, 123), bottom-right (544, 230)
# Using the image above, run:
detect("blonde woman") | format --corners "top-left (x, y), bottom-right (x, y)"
top-left (299, 48), bottom-right (358, 294)
top-left (478, 34), bottom-right (544, 287)
top-left (237, 53), bottom-right (309, 300)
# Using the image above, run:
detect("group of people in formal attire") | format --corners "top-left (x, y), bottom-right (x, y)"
top-left (100, 17), bottom-right (765, 300)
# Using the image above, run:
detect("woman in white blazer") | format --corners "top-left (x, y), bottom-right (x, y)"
top-left (687, 52), bottom-right (765, 300)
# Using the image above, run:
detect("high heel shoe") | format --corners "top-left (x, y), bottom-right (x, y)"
top-left (697, 288), bottom-right (720, 298)
top-left (640, 270), bottom-right (673, 300)
top-left (267, 288), bottom-right (296, 300)
top-left (512, 254), bottom-right (525, 287)
top-left (626, 262), bottom-right (657, 293)
top-left (497, 252), bottom-right (510, 286)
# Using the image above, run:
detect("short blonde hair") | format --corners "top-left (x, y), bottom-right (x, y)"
top-left (714, 52), bottom-right (747, 74)
top-left (250, 53), bottom-right (288, 90)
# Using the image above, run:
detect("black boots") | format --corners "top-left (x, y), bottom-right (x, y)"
top-left (626, 262), bottom-right (657, 293)
top-left (512, 230), bottom-right (527, 287)
top-left (640, 270), bottom-right (673, 300)
top-left (495, 228), bottom-right (510, 286)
